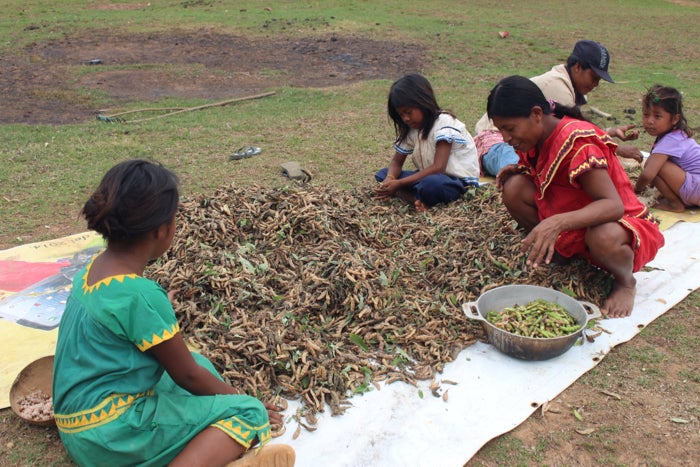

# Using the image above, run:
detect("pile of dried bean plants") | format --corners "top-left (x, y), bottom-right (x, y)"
top-left (147, 183), bottom-right (611, 427)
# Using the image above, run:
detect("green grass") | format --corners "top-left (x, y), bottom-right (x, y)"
top-left (1, 1), bottom-right (699, 465)
top-left (468, 434), bottom-right (543, 466)
top-left (2, 0), bottom-right (699, 245)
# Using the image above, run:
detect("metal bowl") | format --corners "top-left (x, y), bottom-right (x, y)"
top-left (10, 355), bottom-right (55, 426)
top-left (463, 285), bottom-right (600, 361)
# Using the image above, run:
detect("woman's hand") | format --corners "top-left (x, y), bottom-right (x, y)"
top-left (523, 169), bottom-right (624, 268)
top-left (616, 144), bottom-right (644, 162)
top-left (495, 164), bottom-right (522, 191)
top-left (608, 124), bottom-right (639, 141)
top-left (520, 215), bottom-right (566, 268)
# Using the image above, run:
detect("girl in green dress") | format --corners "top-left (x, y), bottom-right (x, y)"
top-left (52, 160), bottom-right (294, 466)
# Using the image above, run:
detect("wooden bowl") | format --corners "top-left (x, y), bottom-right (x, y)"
top-left (10, 355), bottom-right (56, 426)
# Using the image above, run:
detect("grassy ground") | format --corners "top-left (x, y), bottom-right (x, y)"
top-left (1, 0), bottom-right (699, 465)
top-left (2, 0), bottom-right (699, 247)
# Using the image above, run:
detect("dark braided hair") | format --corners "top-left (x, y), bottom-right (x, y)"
top-left (82, 160), bottom-right (179, 243)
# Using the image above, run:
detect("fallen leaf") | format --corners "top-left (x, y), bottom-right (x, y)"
top-left (656, 298), bottom-right (667, 304)
top-left (430, 380), bottom-right (441, 397)
top-left (442, 389), bottom-right (449, 402)
top-left (600, 390), bottom-right (621, 400)
top-left (299, 421), bottom-right (317, 432)
top-left (670, 417), bottom-right (689, 424)
top-left (576, 428), bottom-right (596, 435)
top-left (586, 330), bottom-right (602, 342)
top-left (573, 408), bottom-right (584, 421)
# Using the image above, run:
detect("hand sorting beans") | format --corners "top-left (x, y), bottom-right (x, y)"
top-left (486, 299), bottom-right (581, 338)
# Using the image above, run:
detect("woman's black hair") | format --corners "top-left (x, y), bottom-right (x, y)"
top-left (643, 84), bottom-right (692, 137)
top-left (487, 75), bottom-right (585, 121)
top-left (388, 73), bottom-right (449, 142)
top-left (82, 159), bottom-right (180, 243)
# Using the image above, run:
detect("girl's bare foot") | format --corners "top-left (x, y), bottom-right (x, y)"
top-left (601, 283), bottom-right (636, 318)
top-left (652, 198), bottom-right (685, 213)
top-left (414, 200), bottom-right (429, 212)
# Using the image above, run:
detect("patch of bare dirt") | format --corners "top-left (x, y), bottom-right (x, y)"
top-left (0, 28), bottom-right (425, 125)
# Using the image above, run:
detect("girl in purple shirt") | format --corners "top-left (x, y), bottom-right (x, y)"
top-left (635, 85), bottom-right (700, 212)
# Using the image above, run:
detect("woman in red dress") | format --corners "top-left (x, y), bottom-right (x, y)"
top-left (486, 75), bottom-right (665, 318)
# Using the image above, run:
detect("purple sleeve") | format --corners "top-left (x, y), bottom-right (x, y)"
top-left (653, 131), bottom-right (700, 173)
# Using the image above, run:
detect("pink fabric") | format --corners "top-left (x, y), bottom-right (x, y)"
top-left (474, 130), bottom-right (503, 159)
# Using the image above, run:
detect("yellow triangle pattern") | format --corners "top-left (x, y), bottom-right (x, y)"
top-left (212, 417), bottom-right (272, 448)
top-left (82, 270), bottom-right (139, 294)
top-left (75, 260), bottom-right (179, 351)
top-left (56, 390), bottom-right (153, 434)
top-left (136, 322), bottom-right (180, 351)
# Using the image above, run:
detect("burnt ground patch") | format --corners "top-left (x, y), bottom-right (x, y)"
top-left (0, 28), bottom-right (425, 124)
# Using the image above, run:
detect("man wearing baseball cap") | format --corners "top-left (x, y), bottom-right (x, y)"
top-left (475, 39), bottom-right (643, 176)
top-left (572, 39), bottom-right (614, 83)
top-left (532, 39), bottom-right (615, 107)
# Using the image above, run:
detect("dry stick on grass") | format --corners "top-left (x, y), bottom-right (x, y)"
top-left (102, 91), bottom-right (277, 124)
top-left (588, 106), bottom-right (613, 119)
top-left (99, 107), bottom-right (186, 118)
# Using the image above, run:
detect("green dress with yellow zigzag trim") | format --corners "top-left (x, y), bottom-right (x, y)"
top-left (52, 260), bottom-right (271, 466)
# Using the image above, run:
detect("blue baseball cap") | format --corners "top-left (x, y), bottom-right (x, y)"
top-left (572, 40), bottom-right (614, 83)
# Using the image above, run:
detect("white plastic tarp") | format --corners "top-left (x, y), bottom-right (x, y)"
top-left (274, 221), bottom-right (700, 466)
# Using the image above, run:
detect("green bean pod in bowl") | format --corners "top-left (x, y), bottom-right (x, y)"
top-left (463, 285), bottom-right (601, 360)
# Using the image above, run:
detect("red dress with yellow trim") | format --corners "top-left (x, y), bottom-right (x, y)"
top-left (517, 117), bottom-right (664, 272)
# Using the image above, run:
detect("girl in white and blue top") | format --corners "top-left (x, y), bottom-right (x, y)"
top-left (374, 73), bottom-right (480, 211)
